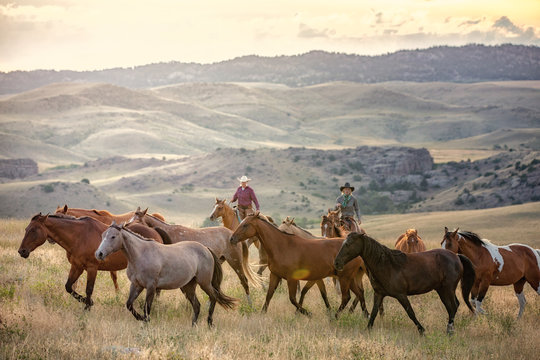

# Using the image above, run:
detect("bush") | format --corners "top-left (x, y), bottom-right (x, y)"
top-left (80, 178), bottom-right (90, 184)
top-left (41, 183), bottom-right (55, 193)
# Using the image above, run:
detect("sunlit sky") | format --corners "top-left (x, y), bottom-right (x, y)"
top-left (1, 0), bottom-right (539, 72)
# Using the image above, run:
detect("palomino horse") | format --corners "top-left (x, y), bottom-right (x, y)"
top-left (17, 214), bottom-right (161, 310)
top-left (130, 207), bottom-right (260, 304)
top-left (335, 232), bottom-right (475, 335)
top-left (209, 198), bottom-right (269, 276)
top-left (55, 205), bottom-right (165, 224)
top-left (230, 212), bottom-right (366, 317)
top-left (442, 227), bottom-right (540, 318)
top-left (395, 229), bottom-right (426, 253)
top-left (96, 222), bottom-right (237, 324)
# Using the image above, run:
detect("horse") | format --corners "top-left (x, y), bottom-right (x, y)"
top-left (96, 222), bottom-right (237, 325)
top-left (130, 207), bottom-right (261, 305)
top-left (278, 216), bottom-right (372, 316)
top-left (335, 232), bottom-right (475, 335)
top-left (321, 209), bottom-right (365, 238)
top-left (442, 227), bottom-right (540, 318)
top-left (55, 204), bottom-right (165, 224)
top-left (17, 214), bottom-right (161, 310)
top-left (230, 212), bottom-right (366, 317)
top-left (209, 198), bottom-right (269, 276)
top-left (395, 229), bottom-right (426, 253)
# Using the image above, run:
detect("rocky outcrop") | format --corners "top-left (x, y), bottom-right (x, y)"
top-left (0, 158), bottom-right (38, 179)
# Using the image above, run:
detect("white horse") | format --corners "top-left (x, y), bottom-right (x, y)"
top-left (95, 222), bottom-right (237, 325)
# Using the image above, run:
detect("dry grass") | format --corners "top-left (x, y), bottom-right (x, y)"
top-left (2, 204), bottom-right (540, 359)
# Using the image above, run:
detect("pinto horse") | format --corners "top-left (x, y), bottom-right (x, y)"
top-left (17, 214), bottom-right (162, 310)
top-left (209, 198), bottom-right (269, 276)
top-left (55, 205), bottom-right (165, 224)
top-left (96, 222), bottom-right (237, 324)
top-left (335, 232), bottom-right (475, 334)
top-left (442, 227), bottom-right (540, 318)
top-left (395, 229), bottom-right (426, 253)
top-left (230, 212), bottom-right (366, 317)
top-left (130, 207), bottom-right (261, 305)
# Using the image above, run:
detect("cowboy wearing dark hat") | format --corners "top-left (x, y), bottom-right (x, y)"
top-left (334, 182), bottom-right (361, 232)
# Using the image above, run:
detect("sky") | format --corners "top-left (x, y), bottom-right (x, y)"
top-left (0, 0), bottom-right (539, 72)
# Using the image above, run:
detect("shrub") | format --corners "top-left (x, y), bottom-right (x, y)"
top-left (80, 178), bottom-right (90, 184)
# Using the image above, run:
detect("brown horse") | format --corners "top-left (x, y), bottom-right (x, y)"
top-left (321, 209), bottom-right (365, 238)
top-left (278, 216), bottom-right (372, 316)
top-left (335, 232), bottom-right (475, 334)
top-left (209, 198), bottom-right (269, 276)
top-left (395, 229), bottom-right (426, 253)
top-left (130, 207), bottom-right (261, 305)
top-left (17, 214), bottom-right (160, 310)
top-left (96, 222), bottom-right (237, 325)
top-left (230, 212), bottom-right (366, 317)
top-left (442, 227), bottom-right (540, 318)
top-left (55, 205), bottom-right (165, 224)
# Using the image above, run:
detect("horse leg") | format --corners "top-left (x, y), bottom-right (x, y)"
top-left (126, 282), bottom-right (145, 321)
top-left (181, 278), bottom-right (201, 326)
top-left (65, 264), bottom-right (85, 305)
top-left (298, 281), bottom-right (315, 307)
top-left (335, 278), bottom-right (352, 319)
top-left (513, 279), bottom-right (527, 318)
top-left (143, 285), bottom-right (157, 322)
top-left (207, 297), bottom-right (217, 328)
top-left (110, 271), bottom-right (119, 292)
top-left (225, 250), bottom-right (252, 306)
top-left (315, 280), bottom-right (331, 309)
top-left (83, 267), bottom-right (98, 310)
top-left (262, 272), bottom-right (280, 313)
top-left (474, 279), bottom-right (491, 315)
top-left (348, 275), bottom-right (369, 318)
top-left (436, 287), bottom-right (459, 335)
top-left (367, 292), bottom-right (384, 330)
top-left (395, 294), bottom-right (425, 335)
top-left (287, 280), bottom-right (310, 316)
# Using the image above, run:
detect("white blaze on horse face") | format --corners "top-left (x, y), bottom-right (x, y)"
top-left (441, 239), bottom-right (446, 249)
top-left (481, 241), bottom-right (507, 273)
top-left (323, 223), bottom-right (328, 237)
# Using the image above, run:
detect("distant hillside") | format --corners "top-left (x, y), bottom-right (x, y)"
top-left (1, 146), bottom-right (538, 223)
top-left (1, 44), bottom-right (539, 94)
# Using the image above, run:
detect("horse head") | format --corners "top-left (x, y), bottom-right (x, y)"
top-left (441, 227), bottom-right (460, 252)
top-left (129, 206), bottom-right (148, 225)
top-left (95, 221), bottom-right (124, 261)
top-left (230, 212), bottom-right (259, 245)
top-left (334, 232), bottom-right (365, 271)
top-left (18, 213), bottom-right (50, 258)
top-left (209, 198), bottom-right (227, 221)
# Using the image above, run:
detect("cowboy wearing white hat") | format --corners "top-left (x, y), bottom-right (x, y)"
top-left (333, 182), bottom-right (361, 232)
top-left (230, 175), bottom-right (260, 220)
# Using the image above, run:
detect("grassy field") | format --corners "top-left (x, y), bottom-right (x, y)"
top-left (1, 203), bottom-right (540, 359)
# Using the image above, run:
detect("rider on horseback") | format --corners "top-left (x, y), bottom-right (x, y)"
top-left (333, 182), bottom-right (361, 233)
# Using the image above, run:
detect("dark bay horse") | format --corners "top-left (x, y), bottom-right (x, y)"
top-left (395, 229), bottom-right (426, 253)
top-left (230, 212), bottom-right (366, 317)
top-left (442, 227), bottom-right (540, 318)
top-left (96, 222), bottom-right (237, 325)
top-left (130, 207), bottom-right (260, 305)
top-left (335, 232), bottom-right (475, 334)
top-left (17, 214), bottom-right (160, 310)
top-left (209, 198), bottom-right (269, 276)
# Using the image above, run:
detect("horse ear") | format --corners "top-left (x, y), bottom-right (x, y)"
top-left (63, 204), bottom-right (68, 213)
top-left (111, 220), bottom-right (117, 226)
top-left (452, 228), bottom-right (459, 236)
top-left (444, 226), bottom-right (449, 233)
top-left (291, 217), bottom-right (295, 224)
top-left (143, 208), bottom-right (148, 215)
top-left (42, 213), bottom-right (49, 222)
top-left (322, 215), bottom-right (328, 220)
top-left (121, 221), bottom-right (126, 228)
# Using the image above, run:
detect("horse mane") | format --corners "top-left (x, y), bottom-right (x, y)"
top-left (359, 233), bottom-right (407, 268)
top-left (457, 230), bottom-right (487, 247)
top-left (117, 224), bottom-right (155, 242)
top-left (293, 224), bottom-right (316, 237)
top-left (92, 209), bottom-right (113, 216)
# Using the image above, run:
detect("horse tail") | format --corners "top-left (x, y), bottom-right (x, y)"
top-left (209, 248), bottom-right (238, 310)
top-left (458, 254), bottom-right (476, 313)
top-left (154, 227), bottom-right (172, 244)
top-left (241, 240), bottom-right (264, 288)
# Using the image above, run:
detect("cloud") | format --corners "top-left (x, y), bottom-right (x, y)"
top-left (298, 23), bottom-right (335, 38)
top-left (493, 16), bottom-right (523, 35)
top-left (459, 18), bottom-right (483, 27)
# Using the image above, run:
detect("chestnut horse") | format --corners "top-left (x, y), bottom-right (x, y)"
top-left (442, 227), bottom-right (540, 318)
top-left (278, 216), bottom-right (372, 316)
top-left (209, 198), bottom-right (269, 276)
top-left (96, 222), bottom-right (237, 324)
top-left (55, 204), bottom-right (165, 224)
top-left (230, 212), bottom-right (366, 317)
top-left (335, 232), bottom-right (475, 334)
top-left (321, 209), bottom-right (365, 238)
top-left (17, 214), bottom-right (161, 310)
top-left (395, 229), bottom-right (426, 253)
top-left (130, 207), bottom-right (260, 305)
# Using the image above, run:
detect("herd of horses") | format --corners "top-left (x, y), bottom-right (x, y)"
top-left (16, 200), bottom-right (540, 334)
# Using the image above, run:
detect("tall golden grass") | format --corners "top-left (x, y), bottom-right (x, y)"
top-left (1, 203), bottom-right (540, 359)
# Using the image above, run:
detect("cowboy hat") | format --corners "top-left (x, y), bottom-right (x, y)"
top-left (340, 182), bottom-right (355, 192)
top-left (238, 175), bottom-right (251, 182)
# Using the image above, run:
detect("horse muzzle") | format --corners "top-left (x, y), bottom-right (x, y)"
top-left (333, 260), bottom-right (344, 272)
top-left (95, 250), bottom-right (105, 261)
top-left (18, 248), bottom-right (29, 258)
top-left (229, 235), bottom-right (239, 245)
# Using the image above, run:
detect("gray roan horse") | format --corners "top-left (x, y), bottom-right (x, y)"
top-left (95, 222), bottom-right (237, 325)
top-left (334, 232), bottom-right (475, 335)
